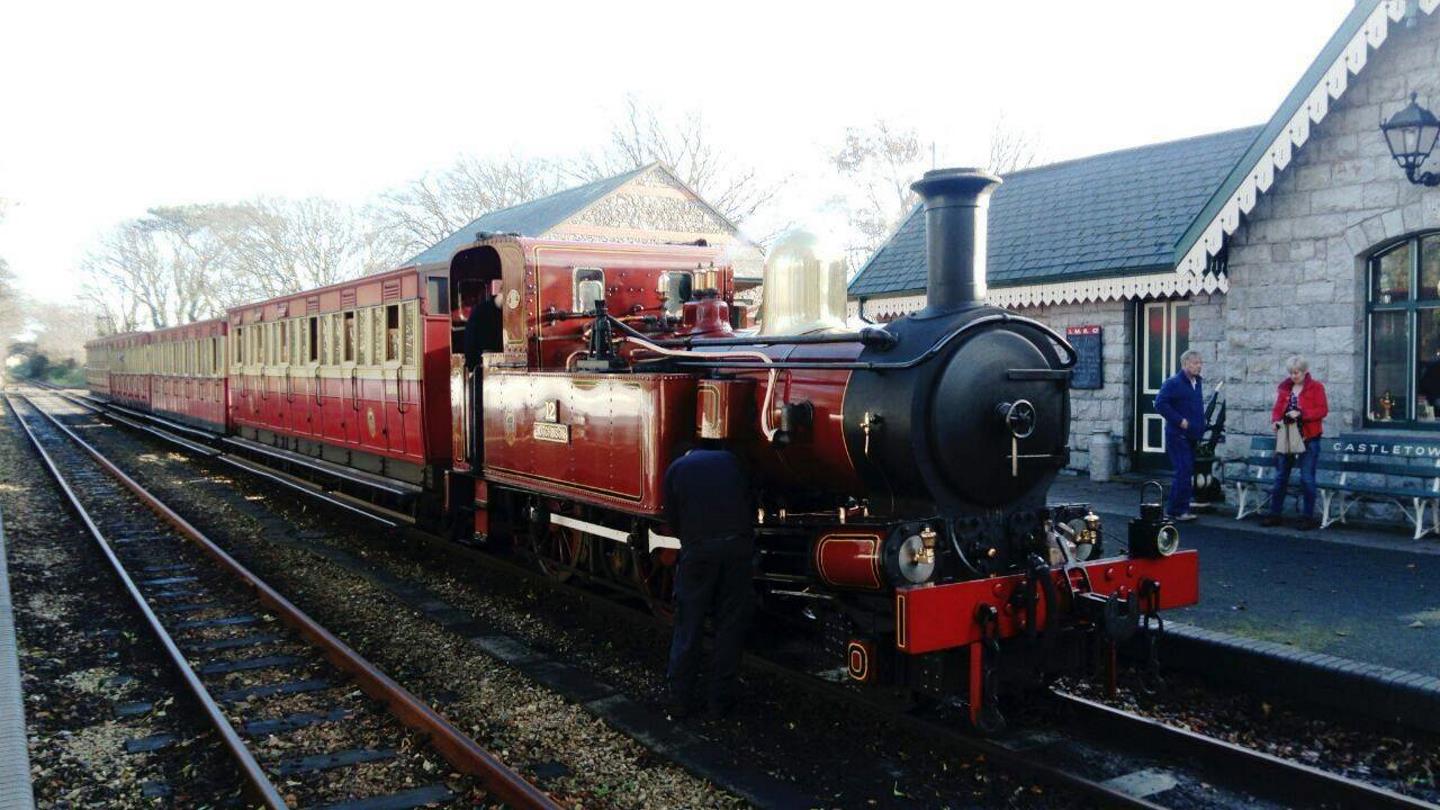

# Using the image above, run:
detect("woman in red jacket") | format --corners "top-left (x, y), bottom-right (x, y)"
top-left (1262, 356), bottom-right (1329, 529)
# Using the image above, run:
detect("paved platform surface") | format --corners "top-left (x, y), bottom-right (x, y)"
top-left (1052, 473), bottom-right (1440, 676)
top-left (0, 510), bottom-right (35, 810)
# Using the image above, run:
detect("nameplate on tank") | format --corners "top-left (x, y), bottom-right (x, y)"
top-left (533, 422), bottom-right (571, 443)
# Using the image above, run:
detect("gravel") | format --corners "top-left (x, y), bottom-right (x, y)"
top-left (1058, 668), bottom-right (1440, 803)
top-left (0, 399), bottom-right (247, 807)
top-left (61, 401), bottom-right (1091, 809)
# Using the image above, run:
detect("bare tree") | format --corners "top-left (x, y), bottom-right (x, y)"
top-left (571, 96), bottom-right (781, 226)
top-left (831, 117), bottom-right (1046, 272)
top-left (82, 199), bottom-right (398, 329)
top-left (987, 114), bottom-right (1042, 175)
top-left (83, 218), bottom-right (176, 328)
top-left (29, 301), bottom-right (94, 364)
top-left (147, 205), bottom-right (250, 322)
top-left (377, 154), bottom-right (568, 257)
top-left (226, 197), bottom-right (402, 300)
top-left (829, 120), bottom-right (930, 270)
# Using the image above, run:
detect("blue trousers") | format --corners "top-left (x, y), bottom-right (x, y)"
top-left (1269, 438), bottom-right (1320, 518)
top-left (667, 542), bottom-right (754, 708)
top-left (1165, 434), bottom-right (1195, 517)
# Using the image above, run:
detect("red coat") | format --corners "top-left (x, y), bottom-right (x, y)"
top-left (1271, 374), bottom-right (1328, 440)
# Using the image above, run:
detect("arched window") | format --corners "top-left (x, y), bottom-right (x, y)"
top-left (1367, 232), bottom-right (1440, 427)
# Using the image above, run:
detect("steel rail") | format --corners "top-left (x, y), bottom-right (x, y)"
top-left (41, 387), bottom-right (402, 528)
top-left (3, 395), bottom-right (290, 809)
top-left (1049, 690), bottom-right (1438, 810)
top-left (62, 384), bottom-right (1440, 809)
top-left (12, 392), bottom-right (561, 810)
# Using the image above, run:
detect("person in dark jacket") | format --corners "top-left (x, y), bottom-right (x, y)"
top-left (463, 285), bottom-right (503, 369)
top-left (1153, 350), bottom-right (1206, 521)
top-left (662, 443), bottom-right (755, 719)
top-left (461, 284), bottom-right (503, 464)
top-left (1262, 356), bottom-right (1329, 529)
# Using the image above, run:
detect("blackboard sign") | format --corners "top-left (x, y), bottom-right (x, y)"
top-left (1066, 325), bottom-right (1103, 390)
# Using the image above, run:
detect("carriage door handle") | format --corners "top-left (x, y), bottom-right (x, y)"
top-left (394, 366), bottom-right (408, 414)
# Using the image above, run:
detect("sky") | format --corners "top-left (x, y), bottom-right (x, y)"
top-left (0, 0), bottom-right (1359, 306)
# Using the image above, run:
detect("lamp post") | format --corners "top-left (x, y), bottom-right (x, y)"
top-left (1381, 92), bottom-right (1440, 187)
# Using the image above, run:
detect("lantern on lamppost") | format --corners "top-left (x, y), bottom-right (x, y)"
top-left (1381, 92), bottom-right (1440, 187)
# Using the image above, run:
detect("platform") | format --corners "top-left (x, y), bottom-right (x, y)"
top-left (1051, 473), bottom-right (1440, 676)
top-left (0, 510), bottom-right (35, 810)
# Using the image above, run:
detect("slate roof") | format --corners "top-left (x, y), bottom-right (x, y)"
top-left (848, 126), bottom-right (1263, 298)
top-left (407, 165), bottom-right (651, 267)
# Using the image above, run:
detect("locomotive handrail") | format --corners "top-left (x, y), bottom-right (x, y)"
top-left (645, 328), bottom-right (898, 350)
top-left (628, 312), bottom-right (1078, 372)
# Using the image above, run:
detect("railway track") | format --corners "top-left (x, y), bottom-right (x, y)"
top-left (37, 384), bottom-right (1440, 809)
top-left (6, 391), bottom-right (558, 810)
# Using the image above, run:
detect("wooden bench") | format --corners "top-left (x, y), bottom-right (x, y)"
top-left (1225, 434), bottom-right (1440, 540)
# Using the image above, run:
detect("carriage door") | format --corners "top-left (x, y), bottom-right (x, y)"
top-left (1133, 299), bottom-right (1189, 471)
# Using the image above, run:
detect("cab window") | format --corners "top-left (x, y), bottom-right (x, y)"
top-left (574, 267), bottom-right (604, 312)
top-left (662, 271), bottom-right (693, 316)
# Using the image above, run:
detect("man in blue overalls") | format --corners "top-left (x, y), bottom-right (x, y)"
top-left (662, 443), bottom-right (755, 719)
top-left (1154, 350), bottom-right (1205, 522)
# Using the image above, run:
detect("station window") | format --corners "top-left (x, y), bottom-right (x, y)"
top-left (343, 311), bottom-right (356, 363)
top-left (574, 267), bottom-right (605, 313)
top-left (1367, 232), bottom-right (1440, 427)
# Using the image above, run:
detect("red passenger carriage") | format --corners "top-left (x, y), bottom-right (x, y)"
top-left (85, 331), bottom-right (153, 411)
top-left (225, 267), bottom-right (452, 496)
top-left (148, 319), bottom-right (229, 433)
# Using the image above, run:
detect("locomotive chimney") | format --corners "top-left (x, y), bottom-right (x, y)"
top-left (910, 167), bottom-right (1002, 315)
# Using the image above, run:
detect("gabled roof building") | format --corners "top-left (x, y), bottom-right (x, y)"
top-left (410, 162), bottom-right (763, 285)
top-left (850, 0), bottom-right (1440, 474)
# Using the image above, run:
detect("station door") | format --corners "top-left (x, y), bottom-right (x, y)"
top-left (1132, 299), bottom-right (1189, 471)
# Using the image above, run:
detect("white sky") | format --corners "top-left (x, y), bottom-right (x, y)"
top-left (0, 0), bottom-right (1357, 305)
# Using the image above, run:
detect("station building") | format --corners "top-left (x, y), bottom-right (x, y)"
top-left (849, 0), bottom-right (1440, 474)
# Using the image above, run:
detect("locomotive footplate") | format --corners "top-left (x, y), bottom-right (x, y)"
top-left (893, 551), bottom-right (1198, 655)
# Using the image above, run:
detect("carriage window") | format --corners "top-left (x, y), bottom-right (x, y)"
top-left (308, 317), bottom-right (319, 363)
top-left (428, 277), bottom-right (450, 316)
top-left (236, 328), bottom-right (244, 365)
top-left (343, 311), bottom-right (356, 363)
top-left (385, 304), bottom-right (401, 362)
top-left (279, 323), bottom-right (289, 365)
top-left (574, 267), bottom-right (605, 312)
top-left (662, 272), bottom-right (693, 315)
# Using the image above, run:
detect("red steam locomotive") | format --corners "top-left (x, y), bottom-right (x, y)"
top-left (85, 167), bottom-right (1198, 729)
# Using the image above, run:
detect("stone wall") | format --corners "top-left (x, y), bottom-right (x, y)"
top-left (1220, 11), bottom-right (1440, 456)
